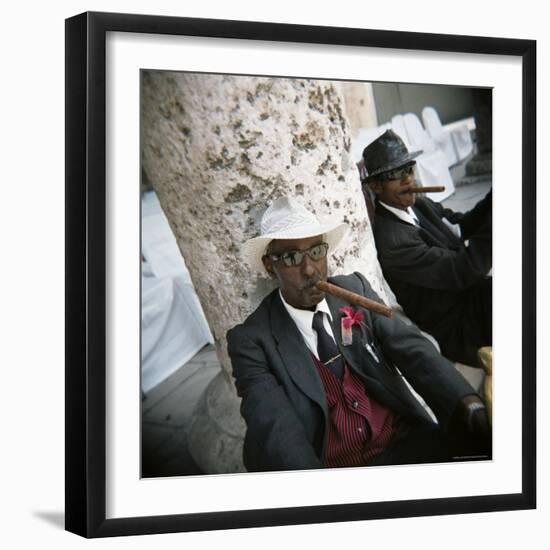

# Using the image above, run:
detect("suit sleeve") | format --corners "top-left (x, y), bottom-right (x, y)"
top-left (227, 326), bottom-right (323, 472)
top-left (428, 197), bottom-right (465, 226)
top-left (456, 190), bottom-right (492, 240)
top-left (354, 272), bottom-right (477, 430)
top-left (430, 190), bottom-right (492, 241)
top-left (380, 220), bottom-right (491, 291)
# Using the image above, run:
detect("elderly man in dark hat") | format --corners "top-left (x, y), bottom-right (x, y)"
top-left (226, 196), bottom-right (490, 472)
top-left (362, 129), bottom-right (492, 367)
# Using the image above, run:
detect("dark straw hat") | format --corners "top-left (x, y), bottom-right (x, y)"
top-left (362, 129), bottom-right (422, 178)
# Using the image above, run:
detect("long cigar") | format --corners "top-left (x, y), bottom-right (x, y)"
top-left (409, 186), bottom-right (446, 193)
top-left (316, 280), bottom-right (393, 318)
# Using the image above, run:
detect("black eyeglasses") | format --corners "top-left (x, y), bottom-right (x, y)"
top-left (267, 242), bottom-right (329, 267)
top-left (378, 163), bottom-right (415, 182)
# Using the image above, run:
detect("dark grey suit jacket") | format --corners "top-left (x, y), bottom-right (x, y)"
top-left (227, 272), bottom-right (475, 472)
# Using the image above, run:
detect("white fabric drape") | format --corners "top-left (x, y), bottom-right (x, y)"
top-left (141, 191), bottom-right (213, 393)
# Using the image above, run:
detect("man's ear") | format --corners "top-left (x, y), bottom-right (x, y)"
top-left (262, 255), bottom-right (276, 279)
top-left (368, 179), bottom-right (383, 196)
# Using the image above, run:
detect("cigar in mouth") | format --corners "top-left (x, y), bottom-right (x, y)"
top-left (407, 186), bottom-right (446, 194)
top-left (315, 280), bottom-right (393, 318)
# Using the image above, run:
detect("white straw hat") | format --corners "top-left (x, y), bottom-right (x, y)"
top-left (241, 196), bottom-right (348, 273)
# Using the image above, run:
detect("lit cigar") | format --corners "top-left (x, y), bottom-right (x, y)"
top-left (408, 186), bottom-right (446, 193)
top-left (315, 280), bottom-right (393, 318)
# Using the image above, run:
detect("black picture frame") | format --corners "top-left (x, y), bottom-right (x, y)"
top-left (65, 11), bottom-right (536, 538)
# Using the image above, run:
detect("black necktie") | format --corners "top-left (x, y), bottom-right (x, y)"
top-left (312, 311), bottom-right (344, 380)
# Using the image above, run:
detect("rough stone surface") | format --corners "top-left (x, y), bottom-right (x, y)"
top-left (187, 371), bottom-right (247, 474)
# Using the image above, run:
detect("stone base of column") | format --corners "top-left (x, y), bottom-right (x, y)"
top-left (188, 371), bottom-right (247, 474)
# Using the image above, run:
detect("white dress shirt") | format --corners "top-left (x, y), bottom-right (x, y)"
top-left (379, 200), bottom-right (461, 237)
top-left (279, 290), bottom-right (336, 360)
top-left (379, 201), bottom-right (420, 226)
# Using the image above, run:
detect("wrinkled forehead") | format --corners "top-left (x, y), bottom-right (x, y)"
top-left (268, 235), bottom-right (324, 255)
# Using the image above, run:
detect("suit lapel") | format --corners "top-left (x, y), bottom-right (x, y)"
top-left (326, 292), bottom-right (358, 369)
top-left (375, 200), bottom-right (460, 250)
top-left (325, 289), bottom-right (380, 382)
top-left (325, 286), bottom-right (423, 414)
top-left (270, 293), bottom-right (328, 416)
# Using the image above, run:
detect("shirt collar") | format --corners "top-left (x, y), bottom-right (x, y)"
top-left (279, 290), bottom-right (333, 333)
top-left (379, 200), bottom-right (419, 226)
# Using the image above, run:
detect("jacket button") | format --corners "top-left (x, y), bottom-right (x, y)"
top-left (352, 400), bottom-right (359, 409)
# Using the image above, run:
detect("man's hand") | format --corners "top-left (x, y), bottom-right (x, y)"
top-left (460, 395), bottom-right (491, 437)
top-left (449, 395), bottom-right (492, 458)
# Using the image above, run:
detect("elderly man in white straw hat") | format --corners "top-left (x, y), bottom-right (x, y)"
top-left (227, 196), bottom-right (490, 472)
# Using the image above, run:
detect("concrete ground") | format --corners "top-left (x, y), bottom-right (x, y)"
top-left (142, 156), bottom-right (492, 478)
top-left (142, 344), bottom-right (221, 477)
top-left (443, 178), bottom-right (491, 212)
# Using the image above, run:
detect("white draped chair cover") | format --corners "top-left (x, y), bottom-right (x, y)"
top-left (394, 113), bottom-right (456, 202)
top-left (141, 191), bottom-right (213, 393)
top-left (421, 106), bottom-right (458, 167)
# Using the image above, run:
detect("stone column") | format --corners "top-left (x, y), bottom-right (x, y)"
top-left (141, 72), bottom-right (389, 473)
top-left (341, 82), bottom-right (378, 140)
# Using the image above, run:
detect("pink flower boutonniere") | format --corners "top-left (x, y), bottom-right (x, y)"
top-left (339, 306), bottom-right (365, 346)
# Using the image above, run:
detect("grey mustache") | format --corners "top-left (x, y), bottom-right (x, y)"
top-left (301, 277), bottom-right (321, 290)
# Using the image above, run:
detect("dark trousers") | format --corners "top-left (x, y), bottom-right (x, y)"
top-left (433, 277), bottom-right (492, 367)
top-left (368, 421), bottom-right (491, 467)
